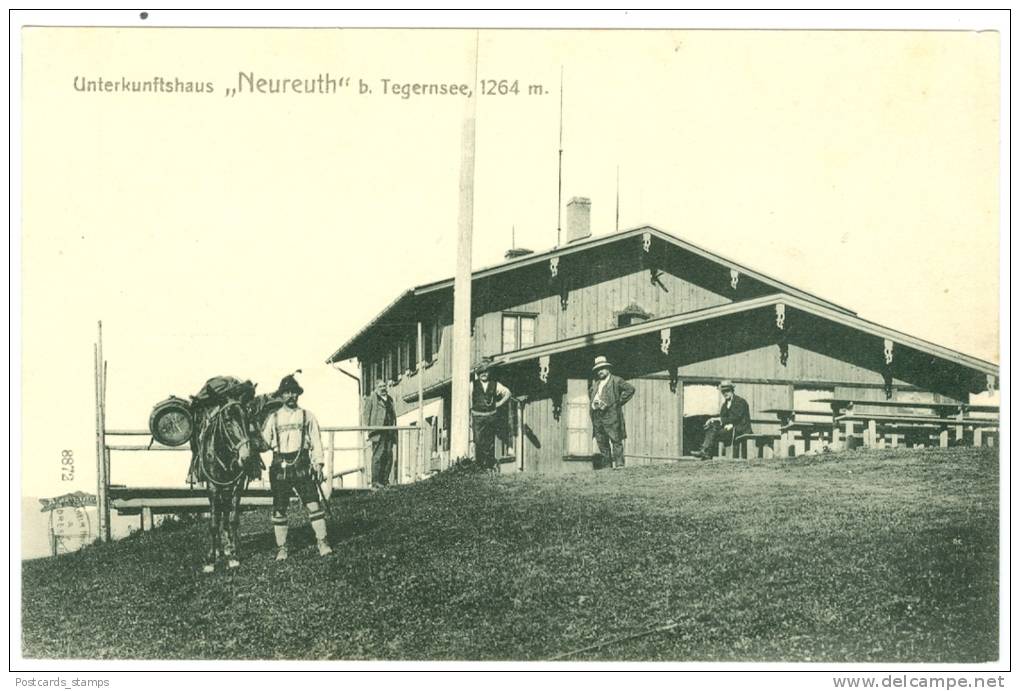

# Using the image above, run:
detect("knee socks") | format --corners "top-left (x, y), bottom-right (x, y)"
top-left (272, 513), bottom-right (288, 547)
top-left (308, 508), bottom-right (328, 540)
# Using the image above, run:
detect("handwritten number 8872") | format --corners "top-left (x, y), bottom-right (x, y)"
top-left (61, 449), bottom-right (74, 481)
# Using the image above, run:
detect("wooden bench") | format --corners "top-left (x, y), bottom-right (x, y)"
top-left (777, 421), bottom-right (834, 457)
top-left (714, 418), bottom-right (781, 459)
top-left (760, 408), bottom-right (836, 455)
top-left (835, 414), bottom-right (996, 448)
top-left (974, 427), bottom-right (999, 448)
top-left (733, 433), bottom-right (781, 460)
top-left (817, 398), bottom-right (999, 449)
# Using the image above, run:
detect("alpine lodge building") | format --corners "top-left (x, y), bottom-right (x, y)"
top-left (326, 198), bottom-right (999, 477)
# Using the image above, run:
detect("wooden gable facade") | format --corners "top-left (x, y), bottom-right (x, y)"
top-left (328, 226), bottom-right (998, 474)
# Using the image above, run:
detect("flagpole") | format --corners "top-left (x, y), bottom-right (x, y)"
top-left (449, 31), bottom-right (480, 463)
top-left (556, 66), bottom-right (564, 247)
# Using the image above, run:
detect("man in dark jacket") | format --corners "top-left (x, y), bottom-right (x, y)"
top-left (696, 380), bottom-right (752, 459)
top-left (588, 356), bottom-right (636, 469)
top-left (363, 379), bottom-right (397, 487)
top-left (471, 361), bottom-right (511, 470)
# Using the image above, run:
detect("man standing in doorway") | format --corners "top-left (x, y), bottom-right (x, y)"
top-left (261, 374), bottom-right (332, 559)
top-left (363, 379), bottom-right (397, 488)
top-left (471, 360), bottom-right (511, 470)
top-left (589, 356), bottom-right (636, 469)
top-left (695, 380), bottom-right (752, 459)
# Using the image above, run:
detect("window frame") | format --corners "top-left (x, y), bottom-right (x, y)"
top-left (564, 378), bottom-right (595, 456)
top-left (501, 312), bottom-right (538, 353)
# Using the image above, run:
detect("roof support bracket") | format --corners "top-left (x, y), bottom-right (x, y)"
top-left (987, 374), bottom-right (997, 394)
top-left (549, 258), bottom-right (569, 309)
top-left (640, 233), bottom-right (667, 291)
top-left (538, 355), bottom-right (550, 384)
top-left (882, 339), bottom-right (895, 399)
top-left (730, 269), bottom-right (740, 290)
top-left (775, 304), bottom-right (788, 366)
top-left (659, 328), bottom-right (671, 355)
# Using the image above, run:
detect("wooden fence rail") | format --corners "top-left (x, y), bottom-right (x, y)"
top-left (99, 425), bottom-right (426, 530)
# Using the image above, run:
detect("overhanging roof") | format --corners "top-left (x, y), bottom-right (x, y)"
top-left (401, 292), bottom-right (997, 402)
top-left (327, 225), bottom-right (856, 363)
top-left (493, 293), bottom-right (998, 375)
top-left (411, 226), bottom-right (855, 317)
top-left (326, 289), bottom-right (413, 365)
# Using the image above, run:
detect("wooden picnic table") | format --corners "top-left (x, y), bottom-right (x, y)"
top-left (760, 407), bottom-right (834, 422)
top-left (814, 398), bottom-right (999, 449)
top-left (813, 398), bottom-right (999, 415)
top-left (760, 408), bottom-right (835, 457)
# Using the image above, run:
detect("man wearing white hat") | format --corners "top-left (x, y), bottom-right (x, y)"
top-left (588, 356), bottom-right (636, 469)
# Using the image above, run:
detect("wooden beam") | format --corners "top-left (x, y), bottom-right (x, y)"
top-left (450, 33), bottom-right (480, 461)
top-left (417, 321), bottom-right (426, 480)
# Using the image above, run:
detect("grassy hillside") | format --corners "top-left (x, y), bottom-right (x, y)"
top-left (22, 447), bottom-right (999, 662)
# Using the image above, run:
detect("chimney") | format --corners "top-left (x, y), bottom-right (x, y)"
top-left (566, 197), bottom-right (591, 243)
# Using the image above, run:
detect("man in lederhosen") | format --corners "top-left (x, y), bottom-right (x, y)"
top-left (261, 374), bottom-right (332, 560)
top-left (470, 360), bottom-right (511, 470)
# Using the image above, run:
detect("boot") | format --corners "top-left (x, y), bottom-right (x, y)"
top-left (276, 546), bottom-right (288, 561)
top-left (317, 540), bottom-right (333, 557)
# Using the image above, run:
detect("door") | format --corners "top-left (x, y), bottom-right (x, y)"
top-left (681, 384), bottom-right (721, 456)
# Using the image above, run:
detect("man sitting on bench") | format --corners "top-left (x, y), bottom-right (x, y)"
top-left (695, 380), bottom-right (752, 459)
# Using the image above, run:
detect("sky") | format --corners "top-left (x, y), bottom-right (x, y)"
top-left (18, 24), bottom-right (1001, 500)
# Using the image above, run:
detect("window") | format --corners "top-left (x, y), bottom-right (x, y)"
top-left (793, 387), bottom-right (834, 423)
top-left (894, 390), bottom-right (935, 404)
top-left (616, 303), bottom-right (652, 328)
top-left (502, 314), bottom-right (537, 352)
top-left (387, 348), bottom-right (398, 382)
top-left (565, 379), bottom-right (594, 455)
top-left (424, 322), bottom-right (442, 363)
top-left (399, 336), bottom-right (416, 372)
top-left (368, 361), bottom-right (378, 388)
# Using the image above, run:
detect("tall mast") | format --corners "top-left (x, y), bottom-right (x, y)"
top-left (556, 66), bottom-right (564, 247)
top-left (449, 31), bottom-right (480, 462)
top-left (615, 165), bottom-right (620, 232)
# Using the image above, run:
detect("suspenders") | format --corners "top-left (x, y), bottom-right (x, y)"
top-left (272, 410), bottom-right (307, 468)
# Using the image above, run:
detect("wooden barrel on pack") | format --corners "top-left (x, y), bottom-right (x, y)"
top-left (149, 396), bottom-right (194, 447)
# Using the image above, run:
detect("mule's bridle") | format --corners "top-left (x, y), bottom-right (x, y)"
top-left (201, 403), bottom-right (249, 488)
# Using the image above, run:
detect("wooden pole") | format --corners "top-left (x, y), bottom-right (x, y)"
top-left (557, 66), bottom-right (564, 246)
top-left (325, 430), bottom-right (335, 500)
top-left (93, 322), bottom-right (110, 543)
top-left (99, 343), bottom-right (111, 542)
top-left (93, 342), bottom-right (104, 543)
top-left (450, 31), bottom-right (480, 463)
top-left (417, 321), bottom-right (425, 480)
top-left (615, 164), bottom-right (619, 232)
top-left (517, 399), bottom-right (525, 472)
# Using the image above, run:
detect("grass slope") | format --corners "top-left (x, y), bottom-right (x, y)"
top-left (22, 448), bottom-right (998, 662)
